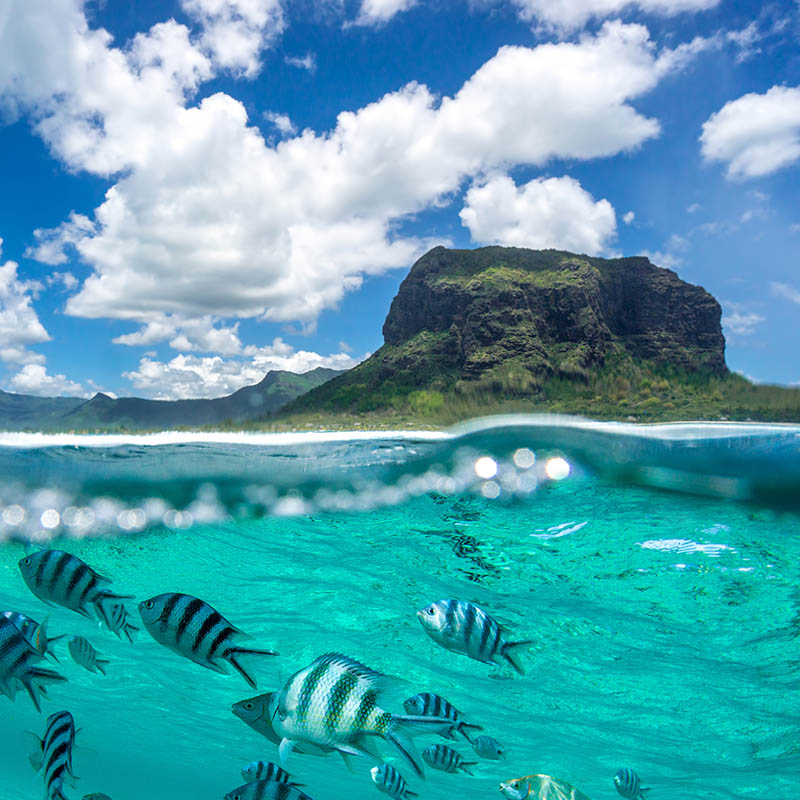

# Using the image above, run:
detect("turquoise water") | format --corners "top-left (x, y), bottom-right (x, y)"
top-left (1, 416), bottom-right (799, 800)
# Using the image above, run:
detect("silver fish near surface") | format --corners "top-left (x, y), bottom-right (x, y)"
top-left (241, 761), bottom-right (300, 785)
top-left (1, 611), bottom-right (63, 661)
top-left (417, 599), bottom-right (532, 674)
top-left (500, 774), bottom-right (592, 800)
top-left (269, 652), bottom-right (454, 777)
top-left (97, 601), bottom-right (138, 643)
top-left (29, 710), bottom-right (76, 800)
top-left (370, 763), bottom-right (418, 799)
top-left (0, 615), bottom-right (67, 712)
top-left (138, 593), bottom-right (278, 688)
top-left (421, 743), bottom-right (476, 775)
top-left (614, 767), bottom-right (650, 799)
top-left (472, 734), bottom-right (506, 759)
top-left (18, 550), bottom-right (131, 624)
top-left (68, 636), bottom-right (109, 675)
top-left (224, 780), bottom-right (314, 800)
top-left (402, 692), bottom-right (482, 741)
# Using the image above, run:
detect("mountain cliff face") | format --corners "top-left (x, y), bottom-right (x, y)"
top-left (289, 246), bottom-right (727, 412)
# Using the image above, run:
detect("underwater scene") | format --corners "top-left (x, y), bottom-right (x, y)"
top-left (1, 416), bottom-right (799, 800)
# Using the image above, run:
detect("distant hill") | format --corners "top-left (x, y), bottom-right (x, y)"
top-left (0, 368), bottom-right (341, 431)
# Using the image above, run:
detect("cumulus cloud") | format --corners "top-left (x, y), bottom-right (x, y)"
top-left (622, 211), bottom-right (635, 224)
top-left (722, 309), bottom-right (764, 336)
top-left (460, 174), bottom-right (617, 254)
top-left (503, 0), bottom-right (719, 32)
top-left (353, 0), bottom-right (418, 27)
top-left (7, 364), bottom-right (89, 397)
top-left (284, 53), bottom-right (316, 72)
top-left (4, 6), bottom-right (706, 350)
top-left (700, 86), bottom-right (800, 179)
top-left (122, 338), bottom-right (364, 399)
top-left (113, 314), bottom-right (245, 355)
top-left (264, 110), bottom-right (297, 136)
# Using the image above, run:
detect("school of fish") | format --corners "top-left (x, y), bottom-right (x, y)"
top-left (3, 549), bottom-right (652, 799)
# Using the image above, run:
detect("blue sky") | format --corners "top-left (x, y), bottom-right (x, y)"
top-left (0, 0), bottom-right (798, 399)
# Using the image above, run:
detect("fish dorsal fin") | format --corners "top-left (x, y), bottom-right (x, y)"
top-left (313, 653), bottom-right (390, 691)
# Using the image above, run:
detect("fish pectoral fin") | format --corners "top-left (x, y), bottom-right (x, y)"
top-left (278, 738), bottom-right (296, 766)
top-left (24, 731), bottom-right (43, 772)
top-left (202, 658), bottom-right (229, 675)
top-left (337, 751), bottom-right (358, 773)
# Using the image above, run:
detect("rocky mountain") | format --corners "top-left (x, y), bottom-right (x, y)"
top-left (0, 368), bottom-right (341, 431)
top-left (287, 246), bottom-right (728, 413)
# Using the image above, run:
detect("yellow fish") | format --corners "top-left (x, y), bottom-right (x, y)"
top-left (500, 774), bottom-right (591, 800)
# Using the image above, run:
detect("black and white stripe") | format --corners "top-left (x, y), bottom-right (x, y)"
top-left (223, 779), bottom-right (314, 800)
top-left (613, 767), bottom-right (649, 799)
top-left (97, 600), bottom-right (139, 643)
top-left (32, 710), bottom-right (76, 800)
top-left (67, 636), bottom-right (109, 675)
top-left (402, 692), bottom-right (482, 741)
top-left (421, 743), bottom-right (476, 775)
top-left (138, 593), bottom-right (277, 687)
top-left (471, 734), bottom-right (505, 759)
top-left (370, 764), bottom-right (417, 799)
top-left (241, 761), bottom-right (294, 785)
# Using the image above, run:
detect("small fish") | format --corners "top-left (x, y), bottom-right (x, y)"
top-left (82, 795), bottom-right (113, 800)
top-left (97, 601), bottom-right (138, 643)
top-left (500, 774), bottom-right (591, 800)
top-left (422, 744), bottom-right (476, 775)
top-left (472, 734), bottom-right (506, 759)
top-left (2, 611), bottom-right (63, 661)
top-left (29, 710), bottom-right (76, 800)
top-left (417, 599), bottom-right (531, 674)
top-left (138, 593), bottom-right (278, 688)
top-left (403, 692), bottom-right (482, 741)
top-left (370, 764), bottom-right (418, 799)
top-left (18, 550), bottom-right (131, 623)
top-left (269, 652), bottom-right (453, 777)
top-left (614, 767), bottom-right (650, 799)
top-left (241, 761), bottom-right (301, 785)
top-left (68, 636), bottom-right (109, 675)
top-left (232, 693), bottom-right (332, 756)
top-left (0, 615), bottom-right (67, 712)
top-left (223, 781), bottom-right (313, 800)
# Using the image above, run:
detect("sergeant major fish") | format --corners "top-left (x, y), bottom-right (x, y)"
top-left (370, 763), bottom-right (418, 799)
top-left (268, 653), bottom-right (454, 777)
top-left (29, 710), bottom-right (76, 800)
top-left (2, 611), bottom-right (63, 661)
top-left (417, 599), bottom-right (531, 674)
top-left (403, 692), bottom-right (482, 742)
top-left (471, 734), bottom-right (506, 760)
top-left (0, 615), bottom-right (67, 712)
top-left (241, 761), bottom-right (301, 785)
top-left (224, 780), bottom-right (314, 800)
top-left (138, 593), bottom-right (278, 688)
top-left (18, 551), bottom-right (131, 624)
top-left (68, 636), bottom-right (109, 675)
top-left (97, 601), bottom-right (138, 643)
top-left (421, 743), bottom-right (476, 775)
top-left (614, 767), bottom-right (650, 799)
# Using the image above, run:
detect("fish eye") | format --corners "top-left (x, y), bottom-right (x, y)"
top-left (426, 607), bottom-right (436, 615)
top-left (244, 702), bottom-right (254, 709)
top-left (23, 557), bottom-right (31, 566)
top-left (144, 600), bottom-right (154, 609)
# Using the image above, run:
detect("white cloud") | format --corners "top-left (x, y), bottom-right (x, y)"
top-left (113, 314), bottom-right (244, 355)
top-left (686, 202), bottom-right (701, 213)
top-left (26, 213), bottom-right (96, 265)
top-left (771, 281), bottom-right (800, 305)
top-left (285, 53), bottom-right (316, 72)
top-left (460, 174), bottom-right (617, 254)
top-left (700, 85), bottom-right (800, 179)
top-left (622, 210), bottom-right (635, 224)
top-left (180, 0), bottom-right (284, 77)
top-left (5, 7), bottom-right (705, 350)
top-left (264, 110), bottom-right (297, 136)
top-left (722, 309), bottom-right (764, 336)
top-left (638, 249), bottom-right (682, 269)
top-left (0, 241), bottom-right (51, 366)
top-left (7, 364), bottom-right (89, 397)
top-left (122, 338), bottom-right (364, 399)
top-left (504, 0), bottom-right (719, 32)
top-left (353, 0), bottom-right (418, 27)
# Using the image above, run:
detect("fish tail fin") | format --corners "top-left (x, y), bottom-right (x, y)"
top-left (227, 647), bottom-right (279, 689)
top-left (96, 660), bottom-right (109, 676)
top-left (459, 761), bottom-right (478, 776)
top-left (385, 727), bottom-right (425, 779)
top-left (502, 640), bottom-right (533, 675)
top-left (24, 731), bottom-right (43, 771)
top-left (25, 666), bottom-right (68, 710)
top-left (387, 714), bottom-right (455, 779)
top-left (406, 793), bottom-right (420, 799)
top-left (458, 722), bottom-right (483, 742)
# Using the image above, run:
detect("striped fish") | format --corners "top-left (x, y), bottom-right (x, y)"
top-left (421, 743), bottom-right (476, 775)
top-left (18, 551), bottom-right (131, 624)
top-left (67, 636), bottom-right (109, 675)
top-left (472, 734), bottom-right (506, 760)
top-left (614, 767), bottom-right (650, 799)
top-left (241, 761), bottom-right (301, 785)
top-left (402, 692), bottom-right (482, 741)
top-left (417, 599), bottom-right (531, 674)
top-left (232, 693), bottom-right (333, 757)
top-left (96, 601), bottom-right (138, 643)
top-left (0, 615), bottom-right (67, 712)
top-left (2, 611), bottom-right (63, 661)
top-left (138, 593), bottom-right (278, 688)
top-left (223, 780), bottom-right (314, 800)
top-left (370, 764), bottom-right (418, 799)
top-left (29, 710), bottom-right (76, 800)
top-left (269, 653), bottom-right (454, 778)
